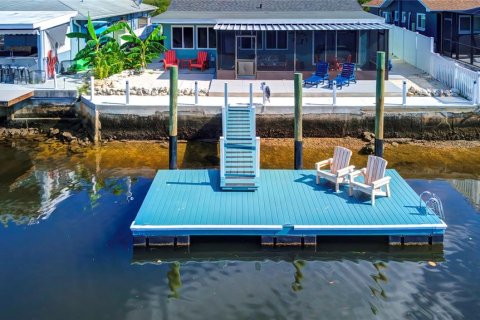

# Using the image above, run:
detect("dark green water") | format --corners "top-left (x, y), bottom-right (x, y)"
top-left (0, 140), bottom-right (479, 319)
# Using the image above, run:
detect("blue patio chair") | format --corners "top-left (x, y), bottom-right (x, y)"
top-left (303, 62), bottom-right (329, 88)
top-left (330, 63), bottom-right (356, 89)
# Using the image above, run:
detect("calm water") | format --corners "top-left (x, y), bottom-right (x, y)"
top-left (0, 140), bottom-right (479, 319)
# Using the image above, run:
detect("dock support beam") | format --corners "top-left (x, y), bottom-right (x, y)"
top-left (133, 236), bottom-right (190, 247)
top-left (389, 235), bottom-right (443, 245)
top-left (169, 66), bottom-right (178, 170)
top-left (294, 73), bottom-right (303, 170)
top-left (375, 51), bottom-right (385, 158)
top-left (261, 236), bottom-right (316, 247)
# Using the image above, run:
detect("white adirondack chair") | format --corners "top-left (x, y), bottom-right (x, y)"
top-left (349, 155), bottom-right (391, 205)
top-left (316, 146), bottom-right (355, 192)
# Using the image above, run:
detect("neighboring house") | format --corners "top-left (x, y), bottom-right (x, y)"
top-left (153, 0), bottom-right (391, 80)
top-left (0, 0), bottom-right (156, 74)
top-left (364, 0), bottom-right (480, 67)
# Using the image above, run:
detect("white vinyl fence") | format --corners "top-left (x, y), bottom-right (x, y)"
top-left (389, 26), bottom-right (480, 104)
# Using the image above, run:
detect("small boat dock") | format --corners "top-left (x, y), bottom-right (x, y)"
top-left (131, 169), bottom-right (447, 247)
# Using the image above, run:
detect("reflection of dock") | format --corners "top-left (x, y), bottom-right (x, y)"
top-left (131, 169), bottom-right (446, 246)
top-left (132, 237), bottom-right (445, 264)
top-left (0, 84), bottom-right (33, 107)
top-left (450, 179), bottom-right (480, 209)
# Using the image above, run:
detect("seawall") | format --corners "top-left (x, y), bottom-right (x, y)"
top-left (78, 99), bottom-right (480, 141)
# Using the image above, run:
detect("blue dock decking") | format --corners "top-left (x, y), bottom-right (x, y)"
top-left (131, 169), bottom-right (447, 246)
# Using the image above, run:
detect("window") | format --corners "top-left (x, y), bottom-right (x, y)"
top-left (382, 12), bottom-right (391, 24)
top-left (474, 16), bottom-right (480, 33)
top-left (171, 26), bottom-right (194, 49)
top-left (394, 11), bottom-right (399, 22)
top-left (266, 31), bottom-right (287, 50)
top-left (458, 15), bottom-right (471, 34)
top-left (238, 31), bottom-right (262, 50)
top-left (416, 13), bottom-right (426, 31)
top-left (138, 17), bottom-right (149, 29)
top-left (401, 12), bottom-right (407, 24)
top-left (197, 26), bottom-right (216, 49)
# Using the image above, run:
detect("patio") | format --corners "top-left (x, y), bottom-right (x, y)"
top-left (209, 79), bottom-right (404, 97)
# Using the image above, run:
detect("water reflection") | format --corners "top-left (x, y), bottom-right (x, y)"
top-left (0, 141), bottom-right (480, 318)
top-left (450, 179), bottom-right (480, 210)
top-left (167, 262), bottom-right (182, 299)
top-left (291, 260), bottom-right (306, 292)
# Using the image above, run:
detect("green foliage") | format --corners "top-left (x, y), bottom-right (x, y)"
top-left (144, 0), bottom-right (171, 16)
top-left (357, 0), bottom-right (371, 11)
top-left (67, 15), bottom-right (166, 79)
top-left (120, 24), bottom-right (166, 70)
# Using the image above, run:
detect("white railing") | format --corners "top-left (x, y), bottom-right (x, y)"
top-left (250, 105), bottom-right (256, 138)
top-left (220, 137), bottom-right (225, 178)
top-left (255, 137), bottom-right (260, 178)
top-left (221, 105), bottom-right (227, 137)
top-left (389, 26), bottom-right (480, 104)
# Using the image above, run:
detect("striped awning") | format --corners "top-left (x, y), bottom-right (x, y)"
top-left (214, 22), bottom-right (390, 31)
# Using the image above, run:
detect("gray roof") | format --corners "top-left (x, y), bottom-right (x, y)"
top-left (153, 0), bottom-right (382, 23)
top-left (0, 0), bottom-right (156, 20)
top-left (167, 0), bottom-right (362, 12)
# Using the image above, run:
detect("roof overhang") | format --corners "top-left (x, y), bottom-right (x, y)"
top-left (214, 22), bottom-right (391, 31)
top-left (0, 11), bottom-right (77, 31)
top-left (0, 29), bottom-right (39, 36)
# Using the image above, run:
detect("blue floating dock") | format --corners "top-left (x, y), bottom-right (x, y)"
top-left (131, 169), bottom-right (446, 246)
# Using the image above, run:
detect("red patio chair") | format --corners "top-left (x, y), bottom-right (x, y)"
top-left (163, 50), bottom-right (178, 70)
top-left (189, 51), bottom-right (209, 71)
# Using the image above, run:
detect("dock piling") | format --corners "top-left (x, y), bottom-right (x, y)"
top-left (169, 66), bottom-right (178, 170)
top-left (294, 73), bottom-right (303, 170)
top-left (375, 51), bottom-right (385, 158)
top-left (402, 80), bottom-right (407, 107)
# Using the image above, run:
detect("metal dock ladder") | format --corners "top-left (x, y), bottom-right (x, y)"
top-left (220, 85), bottom-right (260, 191)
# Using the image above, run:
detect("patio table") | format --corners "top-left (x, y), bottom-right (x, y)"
top-left (180, 59), bottom-right (192, 69)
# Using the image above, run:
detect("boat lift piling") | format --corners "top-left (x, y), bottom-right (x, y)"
top-left (375, 51), bottom-right (385, 158)
top-left (169, 66), bottom-right (178, 169)
top-left (294, 73), bottom-right (303, 170)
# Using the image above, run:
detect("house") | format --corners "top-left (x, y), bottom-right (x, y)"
top-left (152, 0), bottom-right (391, 80)
top-left (0, 0), bottom-right (156, 75)
top-left (364, 0), bottom-right (480, 67)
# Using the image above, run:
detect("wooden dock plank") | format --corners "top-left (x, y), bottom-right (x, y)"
top-left (131, 169), bottom-right (446, 238)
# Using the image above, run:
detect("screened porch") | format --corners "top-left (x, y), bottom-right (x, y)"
top-left (215, 23), bottom-right (390, 80)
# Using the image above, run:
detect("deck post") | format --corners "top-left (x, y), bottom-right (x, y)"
top-left (249, 82), bottom-right (253, 107)
top-left (169, 66), bottom-right (178, 170)
top-left (375, 51), bottom-right (385, 158)
top-left (402, 80), bottom-right (407, 107)
top-left (90, 76), bottom-right (94, 102)
top-left (332, 80), bottom-right (337, 106)
top-left (53, 69), bottom-right (57, 89)
top-left (294, 73), bottom-right (303, 170)
top-left (224, 82), bottom-right (228, 108)
top-left (126, 80), bottom-right (130, 105)
top-left (194, 81), bottom-right (198, 105)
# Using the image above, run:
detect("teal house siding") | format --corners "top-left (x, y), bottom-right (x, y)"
top-left (161, 23), bottom-right (217, 63)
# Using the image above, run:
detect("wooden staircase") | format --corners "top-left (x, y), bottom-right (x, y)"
top-left (220, 103), bottom-right (260, 191)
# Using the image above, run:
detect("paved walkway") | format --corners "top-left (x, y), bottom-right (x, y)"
top-left (0, 84), bottom-right (34, 107)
